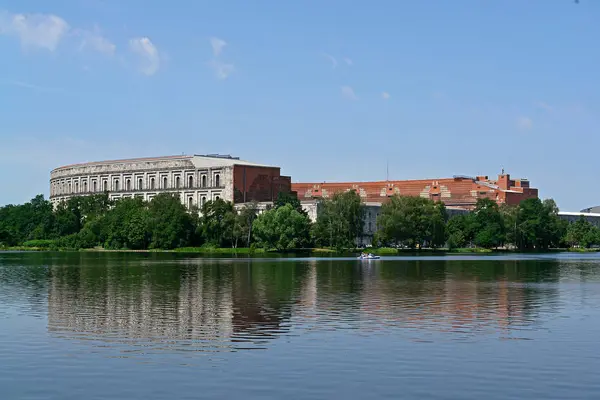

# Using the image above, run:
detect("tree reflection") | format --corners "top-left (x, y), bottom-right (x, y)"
top-left (0, 252), bottom-right (593, 354)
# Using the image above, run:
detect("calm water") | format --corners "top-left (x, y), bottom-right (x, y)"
top-left (2, 252), bottom-right (600, 399)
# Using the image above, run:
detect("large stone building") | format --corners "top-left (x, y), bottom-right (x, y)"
top-left (292, 172), bottom-right (538, 209)
top-left (49, 154), bottom-right (292, 208)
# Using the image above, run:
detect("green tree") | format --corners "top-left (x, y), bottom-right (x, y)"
top-left (103, 197), bottom-right (151, 249)
top-left (236, 202), bottom-right (259, 247)
top-left (53, 197), bottom-right (84, 238)
top-left (471, 198), bottom-right (506, 249)
top-left (516, 198), bottom-right (565, 250)
top-left (376, 196), bottom-right (447, 249)
top-left (446, 214), bottom-right (474, 249)
top-left (500, 204), bottom-right (518, 248)
top-left (79, 193), bottom-right (112, 223)
top-left (312, 191), bottom-right (365, 249)
top-left (275, 191), bottom-right (304, 213)
top-left (0, 195), bottom-right (55, 245)
top-left (565, 216), bottom-right (600, 248)
top-left (253, 204), bottom-right (312, 250)
top-left (199, 198), bottom-right (237, 247)
top-left (148, 193), bottom-right (195, 249)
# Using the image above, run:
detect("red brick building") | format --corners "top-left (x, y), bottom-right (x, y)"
top-left (232, 164), bottom-right (292, 204)
top-left (292, 173), bottom-right (537, 209)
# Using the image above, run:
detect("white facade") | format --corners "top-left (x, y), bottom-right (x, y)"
top-left (558, 212), bottom-right (600, 228)
top-left (49, 154), bottom-right (273, 208)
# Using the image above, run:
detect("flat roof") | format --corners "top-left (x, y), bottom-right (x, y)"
top-left (52, 154), bottom-right (275, 172)
top-left (558, 211), bottom-right (600, 218)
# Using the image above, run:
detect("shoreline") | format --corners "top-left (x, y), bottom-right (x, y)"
top-left (2, 246), bottom-right (599, 255)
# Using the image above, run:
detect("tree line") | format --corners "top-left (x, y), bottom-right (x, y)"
top-left (0, 191), bottom-right (597, 251)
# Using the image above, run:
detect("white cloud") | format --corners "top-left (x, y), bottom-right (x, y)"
top-left (210, 37), bottom-right (227, 57)
top-left (535, 101), bottom-right (553, 112)
top-left (382, 92), bottom-right (390, 100)
top-left (77, 27), bottom-right (115, 56)
top-left (517, 116), bottom-right (533, 130)
top-left (129, 37), bottom-right (160, 76)
top-left (323, 53), bottom-right (337, 69)
top-left (344, 57), bottom-right (353, 66)
top-left (341, 86), bottom-right (358, 100)
top-left (0, 80), bottom-right (68, 93)
top-left (208, 59), bottom-right (235, 80)
top-left (0, 11), bottom-right (69, 51)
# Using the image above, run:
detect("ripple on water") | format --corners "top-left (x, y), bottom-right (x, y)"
top-left (2, 253), bottom-right (600, 399)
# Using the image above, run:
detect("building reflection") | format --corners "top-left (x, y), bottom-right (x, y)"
top-left (44, 255), bottom-right (564, 352)
top-left (355, 260), bottom-right (561, 336)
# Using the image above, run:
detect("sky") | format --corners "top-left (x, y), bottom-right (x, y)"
top-left (0, 0), bottom-right (598, 211)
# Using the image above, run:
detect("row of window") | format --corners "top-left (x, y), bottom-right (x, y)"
top-left (105, 194), bottom-right (221, 210)
top-left (187, 195), bottom-right (220, 209)
top-left (52, 174), bottom-right (221, 195)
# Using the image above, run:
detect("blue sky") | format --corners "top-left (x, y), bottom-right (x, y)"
top-left (0, 0), bottom-right (598, 210)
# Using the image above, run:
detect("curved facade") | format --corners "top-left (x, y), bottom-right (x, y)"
top-left (50, 154), bottom-right (292, 208)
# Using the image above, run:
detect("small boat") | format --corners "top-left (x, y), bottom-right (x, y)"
top-left (358, 253), bottom-right (380, 260)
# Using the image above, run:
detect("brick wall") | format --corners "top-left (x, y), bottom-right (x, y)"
top-left (292, 173), bottom-right (538, 208)
top-left (233, 165), bottom-right (292, 203)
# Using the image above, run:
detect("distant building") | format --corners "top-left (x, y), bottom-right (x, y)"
top-left (580, 206), bottom-right (600, 214)
top-left (49, 154), bottom-right (292, 209)
top-left (558, 212), bottom-right (600, 228)
top-left (293, 173), bottom-right (538, 209)
top-left (300, 199), bottom-right (470, 247)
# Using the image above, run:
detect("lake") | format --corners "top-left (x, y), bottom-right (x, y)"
top-left (1, 252), bottom-right (600, 399)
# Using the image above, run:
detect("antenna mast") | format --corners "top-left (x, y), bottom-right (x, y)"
top-left (386, 160), bottom-right (389, 181)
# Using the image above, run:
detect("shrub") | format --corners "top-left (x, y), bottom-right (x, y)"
top-left (22, 239), bottom-right (55, 249)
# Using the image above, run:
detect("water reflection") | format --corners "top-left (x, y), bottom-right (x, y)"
top-left (2, 253), bottom-right (600, 354)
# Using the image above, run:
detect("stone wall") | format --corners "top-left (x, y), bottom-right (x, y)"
top-left (50, 157), bottom-right (232, 208)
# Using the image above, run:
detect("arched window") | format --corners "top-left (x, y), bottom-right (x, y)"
top-left (114, 179), bottom-right (120, 191)
top-left (150, 178), bottom-right (155, 190)
top-left (188, 197), bottom-right (193, 209)
top-left (201, 175), bottom-right (207, 188)
top-left (188, 176), bottom-right (193, 188)
top-left (83, 182), bottom-right (88, 192)
top-left (75, 182), bottom-right (79, 193)
top-left (93, 181), bottom-right (97, 192)
top-left (103, 180), bottom-right (108, 191)
top-left (163, 177), bottom-right (168, 189)
top-left (201, 196), bottom-right (206, 206)
top-left (215, 195), bottom-right (220, 201)
top-left (215, 174), bottom-right (220, 187)
top-left (69, 183), bottom-right (72, 193)
top-left (176, 176), bottom-right (180, 188)
top-left (138, 178), bottom-right (143, 190)
top-left (126, 179), bottom-right (131, 191)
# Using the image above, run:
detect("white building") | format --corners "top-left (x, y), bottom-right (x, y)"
top-left (558, 211), bottom-right (600, 228)
top-left (50, 154), bottom-right (291, 209)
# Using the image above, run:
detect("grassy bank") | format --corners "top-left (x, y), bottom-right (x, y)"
top-left (567, 247), bottom-right (600, 253)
